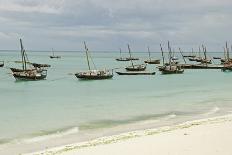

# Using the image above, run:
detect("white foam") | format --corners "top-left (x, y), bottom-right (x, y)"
top-left (204, 107), bottom-right (220, 116)
top-left (22, 127), bottom-right (79, 144)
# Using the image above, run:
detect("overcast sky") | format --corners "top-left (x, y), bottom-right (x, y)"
top-left (0, 0), bottom-right (232, 51)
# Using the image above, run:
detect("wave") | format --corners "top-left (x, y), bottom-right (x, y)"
top-left (20, 127), bottom-right (79, 144)
top-left (203, 107), bottom-right (220, 116)
top-left (79, 112), bottom-right (180, 130)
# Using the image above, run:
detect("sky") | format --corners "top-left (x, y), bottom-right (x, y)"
top-left (0, 0), bottom-right (232, 52)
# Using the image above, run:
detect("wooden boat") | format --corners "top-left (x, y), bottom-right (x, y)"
top-left (158, 42), bottom-right (184, 74)
top-left (116, 71), bottom-right (156, 75)
top-left (144, 46), bottom-right (160, 64)
top-left (125, 64), bottom-right (147, 71)
top-left (213, 57), bottom-right (221, 59)
top-left (75, 42), bottom-right (113, 80)
top-left (13, 70), bottom-right (47, 81)
top-left (116, 57), bottom-right (130, 61)
top-left (159, 65), bottom-right (184, 74)
top-left (115, 48), bottom-right (130, 61)
top-left (11, 39), bottom-right (47, 81)
top-left (125, 44), bottom-right (146, 71)
top-left (49, 49), bottom-right (61, 59)
top-left (75, 70), bottom-right (113, 79)
top-left (0, 61), bottom-right (4, 67)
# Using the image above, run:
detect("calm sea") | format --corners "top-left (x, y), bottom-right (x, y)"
top-left (0, 50), bottom-right (232, 154)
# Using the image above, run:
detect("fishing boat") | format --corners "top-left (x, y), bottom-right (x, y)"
top-left (144, 46), bottom-right (160, 64)
top-left (11, 39), bottom-right (47, 81)
top-left (158, 42), bottom-right (184, 74)
top-left (199, 45), bottom-right (212, 64)
top-left (0, 61), bottom-right (4, 67)
top-left (115, 48), bottom-right (130, 61)
top-left (75, 42), bottom-right (113, 80)
top-left (49, 49), bottom-right (61, 59)
top-left (125, 44), bottom-right (146, 71)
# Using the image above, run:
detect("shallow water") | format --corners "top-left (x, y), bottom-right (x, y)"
top-left (0, 50), bottom-right (232, 154)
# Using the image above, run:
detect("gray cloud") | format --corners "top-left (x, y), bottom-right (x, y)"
top-left (0, 0), bottom-right (232, 51)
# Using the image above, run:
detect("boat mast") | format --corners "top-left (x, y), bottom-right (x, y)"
top-left (84, 42), bottom-right (91, 71)
top-left (168, 41), bottom-right (172, 65)
top-left (226, 42), bottom-right (229, 61)
top-left (119, 48), bottom-right (122, 58)
top-left (147, 46), bottom-right (151, 61)
top-left (179, 48), bottom-right (186, 64)
top-left (127, 44), bottom-right (134, 68)
top-left (20, 39), bottom-right (26, 70)
top-left (198, 46), bottom-right (201, 57)
top-left (160, 44), bottom-right (165, 66)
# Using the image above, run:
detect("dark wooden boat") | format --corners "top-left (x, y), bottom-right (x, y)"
top-left (11, 39), bottom-right (47, 81)
top-left (75, 42), bottom-right (113, 80)
top-left (144, 46), bottom-right (160, 64)
top-left (49, 49), bottom-right (61, 59)
top-left (125, 64), bottom-right (147, 71)
top-left (13, 70), bottom-right (47, 81)
top-left (50, 56), bottom-right (61, 59)
top-left (213, 57), bottom-right (221, 59)
top-left (158, 42), bottom-right (184, 74)
top-left (144, 59), bottom-right (160, 64)
top-left (115, 57), bottom-right (130, 61)
top-left (116, 71), bottom-right (156, 75)
top-left (0, 61), bottom-right (4, 67)
top-left (115, 48), bottom-right (130, 61)
top-left (75, 70), bottom-right (113, 79)
top-left (159, 65), bottom-right (184, 74)
top-left (125, 44), bottom-right (146, 71)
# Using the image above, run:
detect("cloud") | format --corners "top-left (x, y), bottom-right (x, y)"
top-left (0, 0), bottom-right (232, 51)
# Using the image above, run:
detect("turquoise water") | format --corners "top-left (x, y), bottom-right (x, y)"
top-left (0, 50), bottom-right (232, 154)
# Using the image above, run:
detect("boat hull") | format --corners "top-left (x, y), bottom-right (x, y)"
top-left (13, 72), bottom-right (47, 81)
top-left (75, 74), bottom-right (113, 80)
top-left (115, 58), bottom-right (130, 61)
top-left (116, 71), bottom-right (156, 75)
top-left (125, 64), bottom-right (147, 71)
top-left (50, 56), bottom-right (61, 59)
top-left (144, 60), bottom-right (160, 64)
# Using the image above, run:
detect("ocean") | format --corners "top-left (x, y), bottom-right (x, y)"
top-left (0, 50), bottom-right (232, 154)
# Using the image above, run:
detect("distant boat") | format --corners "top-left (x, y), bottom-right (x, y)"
top-left (213, 57), bottom-right (221, 59)
top-left (125, 44), bottom-right (146, 71)
top-left (158, 42), bottom-right (184, 74)
top-left (75, 42), bottom-right (113, 80)
top-left (144, 46), bottom-right (160, 64)
top-left (50, 49), bottom-right (61, 59)
top-left (115, 48), bottom-right (130, 61)
top-left (11, 39), bottom-right (47, 81)
top-left (0, 61), bottom-right (4, 67)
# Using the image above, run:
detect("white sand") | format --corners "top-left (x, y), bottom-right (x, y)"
top-left (26, 115), bottom-right (232, 155)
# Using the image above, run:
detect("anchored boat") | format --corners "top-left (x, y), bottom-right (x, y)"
top-left (11, 39), bottom-right (47, 81)
top-left (75, 42), bottom-right (113, 80)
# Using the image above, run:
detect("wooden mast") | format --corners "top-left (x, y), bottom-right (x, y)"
top-left (127, 44), bottom-right (134, 68)
top-left (84, 42), bottom-right (91, 71)
top-left (20, 39), bottom-right (26, 70)
top-left (119, 48), bottom-right (122, 58)
top-left (179, 48), bottom-right (186, 64)
top-left (147, 46), bottom-right (151, 61)
top-left (226, 42), bottom-right (229, 61)
top-left (168, 41), bottom-right (172, 66)
top-left (160, 44), bottom-right (165, 66)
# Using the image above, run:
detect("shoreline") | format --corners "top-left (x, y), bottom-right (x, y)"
top-left (25, 114), bottom-right (232, 155)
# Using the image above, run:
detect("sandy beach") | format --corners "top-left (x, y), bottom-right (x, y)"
top-left (26, 114), bottom-right (232, 155)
